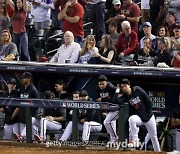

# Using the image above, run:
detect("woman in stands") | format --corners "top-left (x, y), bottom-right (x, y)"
top-left (78, 35), bottom-right (98, 64)
top-left (88, 34), bottom-right (116, 64)
top-left (8, 0), bottom-right (31, 61)
top-left (0, 4), bottom-right (11, 33)
top-left (0, 30), bottom-right (18, 61)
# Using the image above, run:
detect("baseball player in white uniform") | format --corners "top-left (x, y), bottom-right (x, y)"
top-left (96, 75), bottom-right (118, 143)
top-left (113, 78), bottom-right (160, 151)
top-left (60, 90), bottom-right (102, 142)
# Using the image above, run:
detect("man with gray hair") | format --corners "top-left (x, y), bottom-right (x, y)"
top-left (50, 31), bottom-right (81, 63)
top-left (116, 20), bottom-right (139, 65)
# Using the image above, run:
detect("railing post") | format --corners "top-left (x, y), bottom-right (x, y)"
top-left (118, 103), bottom-right (129, 142)
top-left (25, 107), bottom-right (32, 143)
top-left (72, 109), bottom-right (78, 142)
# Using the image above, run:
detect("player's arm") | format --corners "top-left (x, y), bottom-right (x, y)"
top-left (11, 107), bottom-right (20, 120)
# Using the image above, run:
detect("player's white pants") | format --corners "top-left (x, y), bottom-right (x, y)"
top-left (176, 129), bottom-right (180, 151)
top-left (144, 133), bottom-right (150, 150)
top-left (60, 121), bottom-right (102, 141)
top-left (128, 115), bottom-right (160, 151)
top-left (3, 123), bottom-right (19, 140)
top-left (103, 111), bottom-right (119, 142)
top-left (33, 117), bottom-right (62, 140)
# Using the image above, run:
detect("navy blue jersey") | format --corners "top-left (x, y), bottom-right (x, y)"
top-left (96, 82), bottom-right (116, 102)
top-left (18, 83), bottom-right (38, 123)
top-left (4, 89), bottom-right (20, 124)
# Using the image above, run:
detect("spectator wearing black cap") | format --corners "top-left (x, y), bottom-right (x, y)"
top-left (113, 78), bottom-right (160, 151)
top-left (1, 78), bottom-right (20, 140)
top-left (60, 90), bottom-right (102, 142)
top-left (13, 72), bottom-right (38, 141)
top-left (96, 75), bottom-right (119, 143)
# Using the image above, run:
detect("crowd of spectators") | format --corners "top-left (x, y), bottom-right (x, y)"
top-left (0, 0), bottom-right (179, 67)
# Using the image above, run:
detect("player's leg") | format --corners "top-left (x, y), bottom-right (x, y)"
top-left (82, 121), bottom-right (102, 141)
top-left (176, 129), bottom-right (180, 151)
top-left (39, 118), bottom-right (62, 140)
top-left (103, 111), bottom-right (119, 142)
top-left (144, 115), bottom-right (160, 152)
top-left (128, 115), bottom-right (142, 143)
top-left (3, 124), bottom-right (13, 140)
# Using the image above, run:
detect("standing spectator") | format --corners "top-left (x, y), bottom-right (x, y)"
top-left (108, 21), bottom-right (120, 45)
top-left (140, 22), bottom-right (156, 49)
top-left (9, 0), bottom-right (31, 61)
top-left (0, 30), bottom-right (18, 61)
top-left (0, 4), bottom-right (11, 33)
top-left (13, 72), bottom-right (38, 141)
top-left (149, 0), bottom-right (165, 35)
top-left (89, 34), bottom-right (116, 64)
top-left (30, 0), bottom-right (54, 31)
top-left (96, 75), bottom-right (118, 143)
top-left (58, 0), bottom-right (84, 44)
top-left (140, 0), bottom-right (150, 23)
top-left (1, 78), bottom-right (20, 140)
top-left (105, 0), bottom-right (121, 26)
top-left (60, 90), bottom-right (102, 142)
top-left (87, 0), bottom-right (106, 43)
top-left (116, 21), bottom-right (139, 65)
top-left (115, 78), bottom-right (160, 151)
top-left (165, 11), bottom-right (177, 37)
top-left (167, 0), bottom-right (180, 24)
top-left (154, 37), bottom-right (171, 67)
top-left (117, 0), bottom-right (141, 33)
top-left (1, 0), bottom-right (14, 17)
top-left (50, 31), bottom-right (81, 63)
top-left (78, 35), bottom-right (98, 64)
top-left (171, 107), bottom-right (180, 151)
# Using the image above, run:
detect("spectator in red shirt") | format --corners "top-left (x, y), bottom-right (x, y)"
top-left (58, 0), bottom-right (84, 45)
top-left (116, 0), bottom-right (141, 33)
top-left (116, 20), bottom-right (139, 65)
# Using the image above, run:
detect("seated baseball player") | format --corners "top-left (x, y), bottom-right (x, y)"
top-left (59, 90), bottom-right (102, 142)
top-left (33, 90), bottom-right (66, 142)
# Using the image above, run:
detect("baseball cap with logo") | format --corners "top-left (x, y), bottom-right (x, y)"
top-left (55, 79), bottom-right (65, 85)
top-left (143, 22), bottom-right (152, 28)
top-left (112, 0), bottom-right (121, 5)
top-left (21, 72), bottom-right (32, 79)
top-left (7, 78), bottom-right (16, 84)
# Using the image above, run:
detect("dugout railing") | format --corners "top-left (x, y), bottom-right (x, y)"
top-left (0, 97), bottom-right (129, 143)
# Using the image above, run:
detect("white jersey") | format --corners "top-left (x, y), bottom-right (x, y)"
top-left (31, 0), bottom-right (54, 22)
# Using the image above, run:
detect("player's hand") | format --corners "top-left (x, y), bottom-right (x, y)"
top-left (46, 116), bottom-right (53, 121)
top-left (96, 98), bottom-right (101, 102)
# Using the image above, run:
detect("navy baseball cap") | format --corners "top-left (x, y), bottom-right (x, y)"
top-left (55, 79), bottom-right (65, 85)
top-left (79, 90), bottom-right (88, 97)
top-left (120, 78), bottom-right (130, 85)
top-left (21, 72), bottom-right (32, 79)
top-left (7, 78), bottom-right (16, 84)
top-left (143, 22), bottom-right (152, 27)
top-left (98, 75), bottom-right (107, 81)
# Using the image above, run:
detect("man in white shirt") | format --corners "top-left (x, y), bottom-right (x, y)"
top-left (50, 31), bottom-right (81, 63)
top-left (141, 0), bottom-right (150, 23)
